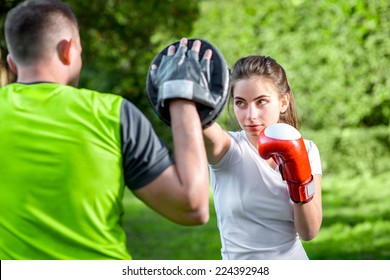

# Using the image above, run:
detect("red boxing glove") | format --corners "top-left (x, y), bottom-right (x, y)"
top-left (258, 123), bottom-right (315, 204)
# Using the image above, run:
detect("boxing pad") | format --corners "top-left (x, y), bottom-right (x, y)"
top-left (258, 123), bottom-right (315, 204)
top-left (146, 38), bottom-right (229, 128)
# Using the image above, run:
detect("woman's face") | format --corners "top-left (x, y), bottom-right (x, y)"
top-left (233, 76), bottom-right (289, 145)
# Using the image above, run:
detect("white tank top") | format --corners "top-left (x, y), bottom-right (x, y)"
top-left (209, 130), bottom-right (322, 260)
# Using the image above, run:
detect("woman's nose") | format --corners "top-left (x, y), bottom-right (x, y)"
top-left (246, 104), bottom-right (257, 120)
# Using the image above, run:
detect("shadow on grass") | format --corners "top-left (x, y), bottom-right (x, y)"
top-left (123, 192), bottom-right (222, 260)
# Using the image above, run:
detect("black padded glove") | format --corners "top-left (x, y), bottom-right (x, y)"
top-left (149, 44), bottom-right (220, 109)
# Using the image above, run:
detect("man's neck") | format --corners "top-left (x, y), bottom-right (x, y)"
top-left (16, 63), bottom-right (68, 85)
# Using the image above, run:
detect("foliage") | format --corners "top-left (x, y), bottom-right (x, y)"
top-left (71, 0), bottom-right (199, 144)
top-left (191, 0), bottom-right (390, 129)
top-left (0, 0), bottom-right (199, 145)
top-left (302, 126), bottom-right (390, 176)
top-left (2, 1), bottom-right (389, 260)
top-left (2, 0), bottom-right (390, 140)
top-left (70, 0), bottom-right (198, 94)
top-left (0, 0), bottom-right (19, 85)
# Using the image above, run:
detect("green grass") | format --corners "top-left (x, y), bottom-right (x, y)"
top-left (123, 190), bottom-right (221, 260)
top-left (124, 171), bottom-right (390, 260)
top-left (302, 172), bottom-right (390, 259)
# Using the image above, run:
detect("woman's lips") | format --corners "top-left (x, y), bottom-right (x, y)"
top-left (245, 124), bottom-right (261, 132)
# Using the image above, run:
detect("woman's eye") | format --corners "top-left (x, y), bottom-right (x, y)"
top-left (257, 99), bottom-right (268, 105)
top-left (235, 101), bottom-right (245, 107)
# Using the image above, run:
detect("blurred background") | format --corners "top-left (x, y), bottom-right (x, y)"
top-left (1, 0), bottom-right (390, 259)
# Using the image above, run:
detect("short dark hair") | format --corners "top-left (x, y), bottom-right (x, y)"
top-left (5, 0), bottom-right (78, 65)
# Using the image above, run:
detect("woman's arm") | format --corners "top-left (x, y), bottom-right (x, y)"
top-left (203, 122), bottom-right (231, 164)
top-left (293, 174), bottom-right (323, 241)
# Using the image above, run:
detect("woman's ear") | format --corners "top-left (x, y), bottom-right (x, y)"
top-left (57, 38), bottom-right (73, 65)
top-left (280, 94), bottom-right (290, 114)
top-left (6, 54), bottom-right (18, 75)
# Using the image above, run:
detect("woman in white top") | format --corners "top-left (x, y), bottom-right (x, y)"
top-left (204, 55), bottom-right (322, 260)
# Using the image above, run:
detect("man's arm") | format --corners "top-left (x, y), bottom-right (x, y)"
top-left (132, 39), bottom-right (211, 225)
top-left (133, 99), bottom-right (209, 225)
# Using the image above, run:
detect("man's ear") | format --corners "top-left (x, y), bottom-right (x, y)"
top-left (57, 38), bottom-right (73, 65)
top-left (6, 54), bottom-right (18, 75)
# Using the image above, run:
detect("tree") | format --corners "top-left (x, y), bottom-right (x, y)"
top-left (190, 0), bottom-right (390, 129)
top-left (70, 0), bottom-right (200, 143)
top-left (0, 0), bottom-right (200, 145)
top-left (0, 0), bottom-right (19, 86)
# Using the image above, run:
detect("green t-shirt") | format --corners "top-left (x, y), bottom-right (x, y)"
top-left (0, 83), bottom-right (171, 260)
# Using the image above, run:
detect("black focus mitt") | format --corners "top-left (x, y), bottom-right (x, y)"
top-left (146, 38), bottom-right (229, 128)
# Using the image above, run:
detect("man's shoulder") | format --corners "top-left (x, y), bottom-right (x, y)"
top-left (71, 86), bottom-right (123, 100)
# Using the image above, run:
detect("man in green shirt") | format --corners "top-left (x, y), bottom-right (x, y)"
top-left (1, 0), bottom-right (212, 259)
